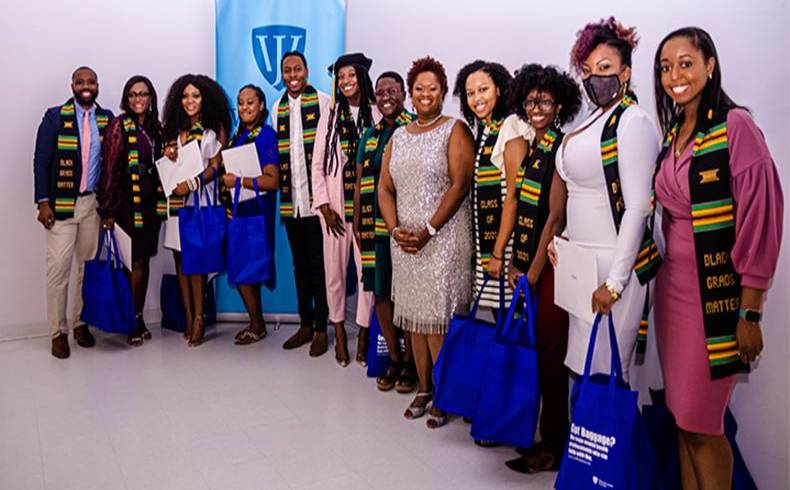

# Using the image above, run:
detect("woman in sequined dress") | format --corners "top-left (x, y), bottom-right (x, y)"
top-left (378, 57), bottom-right (475, 429)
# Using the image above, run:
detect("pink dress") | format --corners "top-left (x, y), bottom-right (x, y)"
top-left (654, 109), bottom-right (784, 435)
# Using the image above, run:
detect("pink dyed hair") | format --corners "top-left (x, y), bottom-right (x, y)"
top-left (570, 17), bottom-right (639, 73)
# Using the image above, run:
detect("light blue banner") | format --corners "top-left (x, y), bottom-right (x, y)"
top-left (215, 0), bottom-right (346, 316)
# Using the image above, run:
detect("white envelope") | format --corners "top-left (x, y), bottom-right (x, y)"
top-left (553, 237), bottom-right (599, 324)
top-left (222, 142), bottom-right (263, 202)
top-left (113, 225), bottom-right (133, 271)
top-left (155, 139), bottom-right (204, 196)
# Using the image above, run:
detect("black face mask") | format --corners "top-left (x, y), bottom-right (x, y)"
top-left (582, 74), bottom-right (621, 108)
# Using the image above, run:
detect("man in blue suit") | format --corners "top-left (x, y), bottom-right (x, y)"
top-left (34, 66), bottom-right (113, 358)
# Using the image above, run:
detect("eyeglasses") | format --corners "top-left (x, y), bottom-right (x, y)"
top-left (128, 92), bottom-right (151, 100)
top-left (375, 88), bottom-right (402, 99)
top-left (523, 98), bottom-right (555, 111)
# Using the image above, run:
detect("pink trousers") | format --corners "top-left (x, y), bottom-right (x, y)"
top-left (319, 219), bottom-right (373, 327)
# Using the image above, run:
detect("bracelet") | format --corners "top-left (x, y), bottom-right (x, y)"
top-left (492, 254), bottom-right (504, 261)
top-left (186, 178), bottom-right (197, 192)
top-left (604, 283), bottom-right (621, 301)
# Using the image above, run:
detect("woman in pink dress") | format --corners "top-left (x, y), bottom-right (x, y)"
top-left (653, 27), bottom-right (783, 489)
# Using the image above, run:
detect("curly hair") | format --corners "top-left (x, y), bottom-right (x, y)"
top-left (510, 64), bottom-right (582, 127)
top-left (323, 64), bottom-right (375, 176)
top-left (162, 74), bottom-right (232, 142)
top-left (119, 75), bottom-right (162, 145)
top-left (406, 56), bottom-right (448, 97)
top-left (570, 17), bottom-right (639, 74)
top-left (453, 60), bottom-right (513, 128)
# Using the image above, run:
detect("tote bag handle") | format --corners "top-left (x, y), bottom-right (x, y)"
top-left (581, 312), bottom-right (625, 388)
top-left (497, 275), bottom-right (537, 347)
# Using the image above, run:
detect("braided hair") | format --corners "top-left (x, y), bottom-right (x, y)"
top-left (323, 64), bottom-right (375, 176)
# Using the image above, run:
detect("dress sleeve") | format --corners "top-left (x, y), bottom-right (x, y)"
top-left (491, 114), bottom-right (534, 170)
top-left (201, 129), bottom-right (222, 161)
top-left (97, 117), bottom-right (125, 219)
top-left (605, 108), bottom-right (661, 292)
top-left (726, 109), bottom-right (784, 290)
top-left (310, 110), bottom-right (332, 211)
top-left (256, 126), bottom-right (279, 168)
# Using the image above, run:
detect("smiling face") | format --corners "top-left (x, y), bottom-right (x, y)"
top-left (338, 65), bottom-right (359, 99)
top-left (375, 77), bottom-right (405, 118)
top-left (71, 68), bottom-right (98, 107)
top-left (581, 43), bottom-right (631, 84)
top-left (411, 71), bottom-right (443, 117)
top-left (465, 70), bottom-right (498, 122)
top-left (237, 87), bottom-right (264, 127)
top-left (524, 89), bottom-right (560, 132)
top-left (282, 54), bottom-right (308, 97)
top-left (181, 83), bottom-right (202, 119)
top-left (659, 36), bottom-right (715, 108)
top-left (126, 81), bottom-right (151, 116)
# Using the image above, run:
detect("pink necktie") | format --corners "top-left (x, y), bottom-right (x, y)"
top-left (79, 109), bottom-right (91, 193)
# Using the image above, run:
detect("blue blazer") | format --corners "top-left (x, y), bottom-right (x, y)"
top-left (33, 104), bottom-right (114, 203)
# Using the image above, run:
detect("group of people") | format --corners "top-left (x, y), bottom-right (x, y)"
top-left (33, 17), bottom-right (783, 488)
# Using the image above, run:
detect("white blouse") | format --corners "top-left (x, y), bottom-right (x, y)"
top-left (557, 103), bottom-right (660, 293)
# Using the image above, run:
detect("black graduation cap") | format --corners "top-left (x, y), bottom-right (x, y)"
top-left (327, 52), bottom-right (373, 76)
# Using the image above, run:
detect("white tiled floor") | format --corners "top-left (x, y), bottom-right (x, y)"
top-left (0, 324), bottom-right (557, 490)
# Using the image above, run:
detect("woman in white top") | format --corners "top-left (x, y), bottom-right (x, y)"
top-left (161, 74), bottom-right (231, 347)
top-left (548, 18), bottom-right (660, 380)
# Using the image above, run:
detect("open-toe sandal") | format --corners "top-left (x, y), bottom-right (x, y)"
top-left (395, 367), bottom-right (417, 394)
top-left (404, 392), bottom-right (432, 420)
top-left (235, 326), bottom-right (267, 346)
top-left (234, 324), bottom-right (252, 342)
top-left (425, 408), bottom-right (449, 429)
top-left (376, 363), bottom-right (401, 391)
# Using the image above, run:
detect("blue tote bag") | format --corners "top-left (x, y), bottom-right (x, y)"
top-left (366, 312), bottom-right (389, 378)
top-left (179, 176), bottom-right (227, 275)
top-left (555, 313), bottom-right (661, 490)
top-left (227, 179), bottom-right (275, 287)
top-left (433, 275), bottom-right (504, 419)
top-left (80, 230), bottom-right (135, 335)
top-left (470, 275), bottom-right (540, 447)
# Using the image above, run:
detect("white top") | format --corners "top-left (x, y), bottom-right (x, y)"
top-left (556, 103), bottom-right (660, 293)
top-left (490, 114), bottom-right (535, 170)
top-left (270, 89), bottom-right (331, 218)
top-left (556, 102), bottom-right (660, 379)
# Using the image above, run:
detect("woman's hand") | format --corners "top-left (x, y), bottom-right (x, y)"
top-left (320, 204), bottom-right (345, 237)
top-left (591, 284), bottom-right (618, 314)
top-left (547, 239), bottom-right (559, 267)
top-left (173, 181), bottom-right (190, 197)
top-left (397, 228), bottom-right (431, 254)
top-left (736, 319), bottom-right (763, 363)
top-left (487, 256), bottom-right (503, 279)
top-left (222, 173), bottom-right (238, 189)
top-left (164, 143), bottom-right (178, 161)
top-left (392, 228), bottom-right (411, 249)
top-left (508, 265), bottom-right (523, 290)
top-left (102, 217), bottom-right (115, 230)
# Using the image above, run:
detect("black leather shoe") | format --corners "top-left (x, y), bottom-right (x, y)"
top-left (73, 324), bottom-right (96, 348)
top-left (51, 333), bottom-right (70, 359)
top-left (282, 327), bottom-right (313, 350)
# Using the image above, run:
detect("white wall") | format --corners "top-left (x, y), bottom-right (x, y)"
top-left (0, 0), bottom-right (216, 337)
top-left (0, 0), bottom-right (787, 487)
top-left (348, 1), bottom-right (790, 488)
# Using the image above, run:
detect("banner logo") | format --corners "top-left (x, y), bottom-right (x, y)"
top-left (251, 25), bottom-right (306, 90)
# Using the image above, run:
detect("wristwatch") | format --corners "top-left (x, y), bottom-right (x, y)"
top-left (604, 283), bottom-right (621, 301)
top-left (739, 308), bottom-right (762, 323)
top-left (426, 222), bottom-right (437, 237)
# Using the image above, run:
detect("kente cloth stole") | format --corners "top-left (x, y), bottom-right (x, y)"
top-left (277, 86), bottom-right (320, 219)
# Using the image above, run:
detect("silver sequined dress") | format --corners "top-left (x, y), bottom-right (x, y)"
top-left (389, 118), bottom-right (472, 334)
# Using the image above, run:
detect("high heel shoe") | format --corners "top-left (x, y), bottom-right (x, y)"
top-left (334, 324), bottom-right (349, 367)
top-left (188, 317), bottom-right (205, 348)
